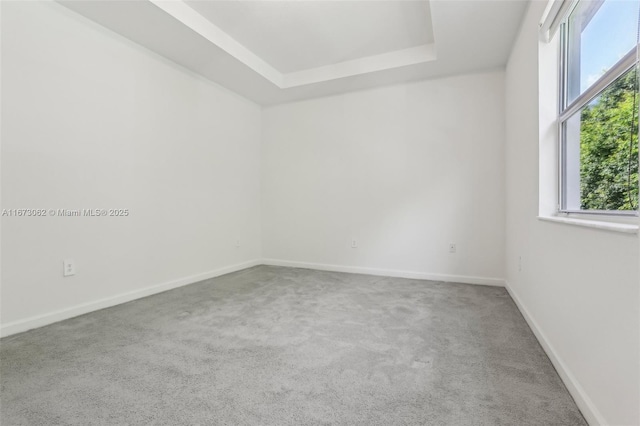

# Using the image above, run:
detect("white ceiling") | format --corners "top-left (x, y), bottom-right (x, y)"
top-left (58, 0), bottom-right (528, 106)
top-left (184, 1), bottom-right (434, 73)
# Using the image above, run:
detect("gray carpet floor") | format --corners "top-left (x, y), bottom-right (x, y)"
top-left (1, 265), bottom-right (586, 425)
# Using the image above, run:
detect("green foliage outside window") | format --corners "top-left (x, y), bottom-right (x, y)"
top-left (580, 69), bottom-right (639, 211)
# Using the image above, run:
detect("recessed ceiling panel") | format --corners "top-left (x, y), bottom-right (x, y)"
top-left (57, 0), bottom-right (528, 105)
top-left (184, 0), bottom-right (434, 73)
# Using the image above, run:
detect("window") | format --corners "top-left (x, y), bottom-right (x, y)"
top-left (558, 0), bottom-right (639, 215)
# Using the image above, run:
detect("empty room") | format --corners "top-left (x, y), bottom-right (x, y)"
top-left (1, 0), bottom-right (639, 425)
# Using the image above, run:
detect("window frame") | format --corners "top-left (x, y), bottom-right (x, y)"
top-left (556, 1), bottom-right (639, 217)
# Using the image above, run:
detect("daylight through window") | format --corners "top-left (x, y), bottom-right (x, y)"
top-left (559, 0), bottom-right (639, 214)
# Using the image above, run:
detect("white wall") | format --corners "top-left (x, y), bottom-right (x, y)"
top-left (505, 2), bottom-right (640, 425)
top-left (1, 2), bottom-right (262, 335)
top-left (4, 4), bottom-right (637, 424)
top-left (262, 72), bottom-right (505, 285)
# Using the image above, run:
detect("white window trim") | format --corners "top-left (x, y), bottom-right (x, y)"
top-left (555, 1), bottom-right (639, 217)
top-left (537, 0), bottom-right (640, 233)
top-left (538, 215), bottom-right (639, 234)
top-left (540, 0), bottom-right (578, 42)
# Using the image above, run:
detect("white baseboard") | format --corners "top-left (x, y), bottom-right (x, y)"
top-left (505, 282), bottom-right (605, 426)
top-left (262, 258), bottom-right (505, 287)
top-left (0, 259), bottom-right (261, 338)
top-left (0, 258), bottom-right (504, 338)
top-left (0, 260), bottom-right (608, 425)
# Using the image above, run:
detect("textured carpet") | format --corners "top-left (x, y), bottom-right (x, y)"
top-left (1, 265), bottom-right (585, 425)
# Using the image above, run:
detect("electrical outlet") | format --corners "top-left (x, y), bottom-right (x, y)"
top-left (518, 256), bottom-right (522, 272)
top-left (235, 239), bottom-right (240, 248)
top-left (63, 259), bottom-right (76, 277)
top-left (351, 239), bottom-right (358, 248)
top-left (449, 243), bottom-right (456, 253)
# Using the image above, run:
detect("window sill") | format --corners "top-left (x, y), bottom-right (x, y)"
top-left (537, 216), bottom-right (639, 234)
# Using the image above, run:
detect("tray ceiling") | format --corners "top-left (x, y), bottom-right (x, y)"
top-left (57, 0), bottom-right (528, 105)
top-left (185, 1), bottom-right (434, 74)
